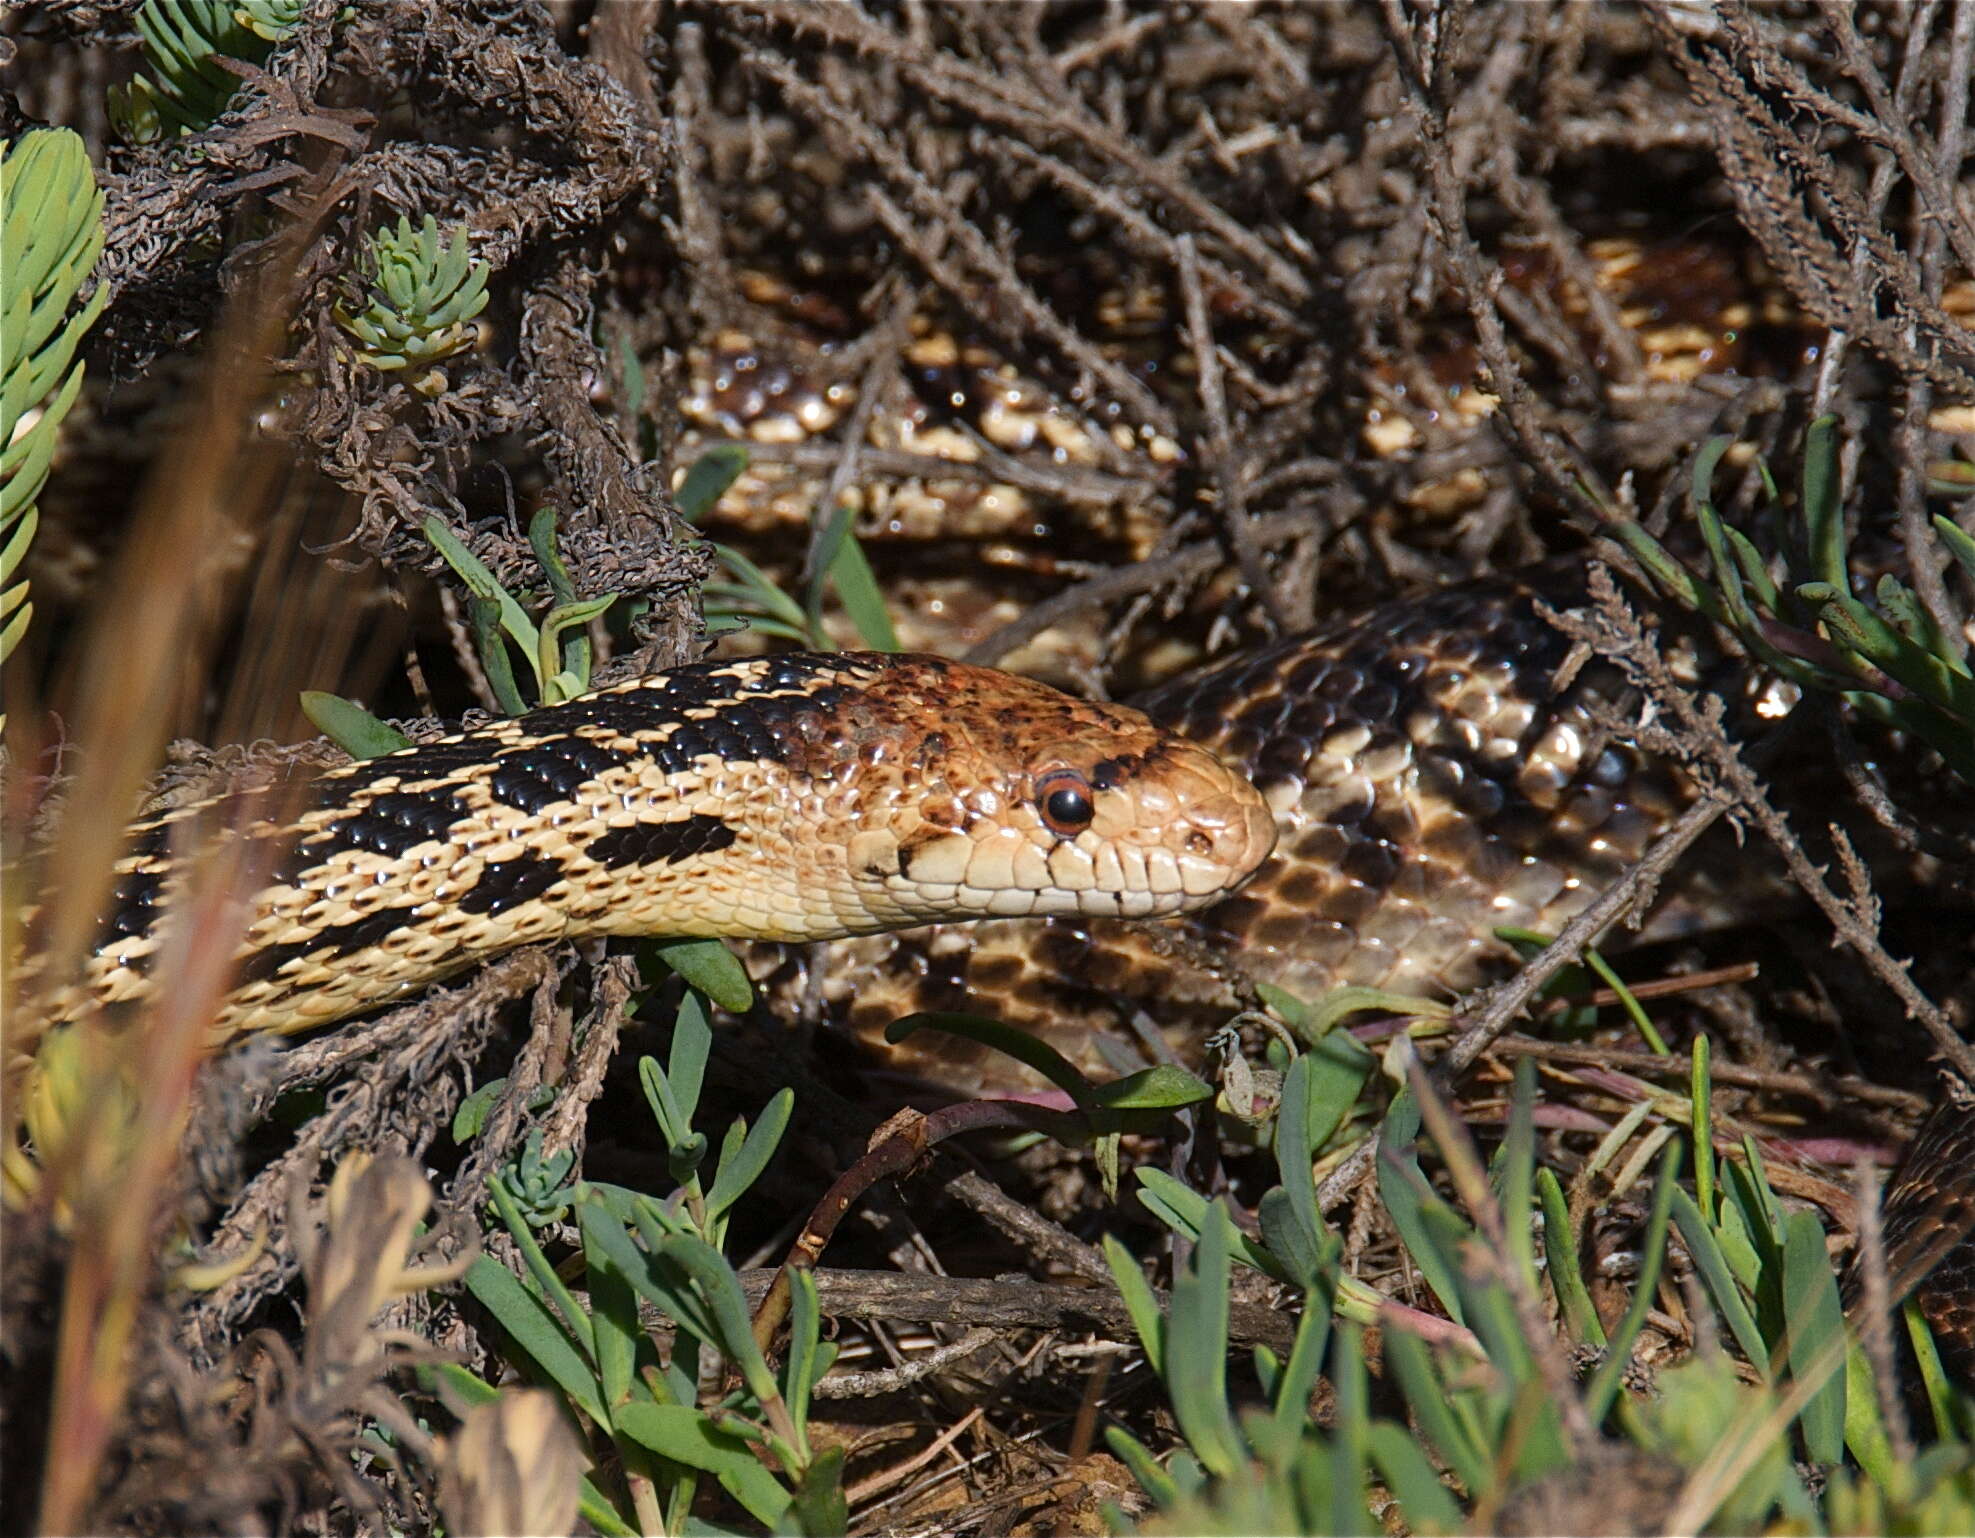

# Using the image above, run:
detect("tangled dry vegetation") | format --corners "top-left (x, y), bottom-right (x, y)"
top-left (2, 2), bottom-right (1972, 1534)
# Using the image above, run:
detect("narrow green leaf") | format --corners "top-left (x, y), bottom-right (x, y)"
top-left (1781, 1206), bottom-right (1846, 1465)
top-left (1607, 523), bottom-right (1710, 615)
top-left (1800, 415), bottom-right (1845, 588)
top-left (580, 1198), bottom-right (641, 1414)
top-left (527, 506), bottom-right (577, 606)
top-left (1536, 1167), bottom-right (1604, 1347)
top-left (428, 1359), bottom-right (500, 1409)
top-left (488, 1178), bottom-right (597, 1360)
top-left (1722, 522), bottom-right (1781, 613)
top-left (614, 1404), bottom-right (793, 1527)
top-left (676, 445), bottom-right (751, 522)
top-left (1297, 1031), bottom-right (1374, 1148)
top-left (1902, 1300), bottom-right (1964, 1444)
top-left (1727, 1136), bottom-right (1787, 1259)
top-left (1877, 573), bottom-right (1950, 653)
top-left (577, 1480), bottom-right (640, 1538)
top-left (1498, 1059), bottom-right (1538, 1297)
top-left (1134, 1168), bottom-right (1290, 1283)
top-left (886, 1012), bottom-right (1093, 1101)
top-left (638, 1055), bottom-right (698, 1167)
top-left (708, 544), bottom-right (809, 633)
top-left (452, 1077), bottom-right (506, 1144)
top-left (1367, 1420), bottom-right (1466, 1535)
top-left (701, 610), bottom-right (812, 646)
top-left (1262, 982), bottom-right (1449, 1041)
top-left (648, 938), bottom-right (753, 1013)
top-left (1274, 1054), bottom-right (1324, 1260)
top-left (1936, 515), bottom-right (1975, 585)
top-left (1439, 1202), bottom-right (1533, 1387)
top-left (1692, 1036), bottom-right (1715, 1222)
top-left (537, 593), bottom-right (616, 701)
top-left (783, 1266), bottom-right (827, 1445)
top-left (1687, 435), bottom-right (1733, 539)
top-left (704, 1088), bottom-right (794, 1219)
top-left (1384, 1324), bottom-right (1489, 1495)
top-left (0, 595), bottom-right (29, 668)
top-left (299, 690), bottom-right (413, 759)
top-left (0, 504), bottom-right (37, 584)
top-left (1102, 1234), bottom-right (1166, 1376)
top-left (1326, 1321), bottom-right (1374, 1531)
top-left (1163, 1203), bottom-right (1245, 1479)
top-left (658, 1235), bottom-right (779, 1403)
top-left (584, 1203), bottom-right (702, 1352)
top-left (1698, 499), bottom-right (1758, 636)
top-left (1104, 1425), bottom-right (1179, 1507)
top-left (1376, 1090), bottom-right (1467, 1324)
top-left (790, 1442), bottom-right (847, 1536)
top-left (804, 504), bottom-right (856, 633)
top-left (422, 513), bottom-right (539, 657)
top-left (1842, 1342), bottom-right (1898, 1491)
top-left (1082, 1063), bottom-right (1214, 1111)
top-left (1585, 1140), bottom-right (1682, 1421)
top-left (665, 992), bottom-right (712, 1127)
top-left (824, 519), bottom-right (900, 652)
top-left (1806, 586), bottom-right (1975, 713)
top-left (462, 1254), bottom-right (607, 1427)
top-left (469, 593), bottom-right (530, 715)
top-left (1261, 1278), bottom-right (1333, 1453)
top-left (1257, 1186), bottom-right (1325, 1300)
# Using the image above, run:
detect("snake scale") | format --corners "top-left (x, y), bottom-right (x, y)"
top-left (17, 566), bottom-right (1970, 1369)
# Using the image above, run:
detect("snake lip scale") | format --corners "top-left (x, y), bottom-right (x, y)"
top-left (33, 650), bottom-right (1276, 1043)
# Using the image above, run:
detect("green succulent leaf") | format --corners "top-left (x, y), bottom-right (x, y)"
top-left (336, 214), bottom-right (491, 372)
top-left (0, 130), bottom-right (107, 707)
top-left (110, 0), bottom-right (284, 142)
top-left (299, 690), bottom-right (413, 759)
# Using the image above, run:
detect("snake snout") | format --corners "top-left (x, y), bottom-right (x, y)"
top-left (1158, 742), bottom-right (1278, 900)
top-left (1024, 736), bottom-right (1275, 919)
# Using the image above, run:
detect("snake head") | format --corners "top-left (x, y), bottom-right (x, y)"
top-left (829, 657), bottom-right (1277, 929)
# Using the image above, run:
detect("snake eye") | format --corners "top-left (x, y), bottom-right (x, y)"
top-left (1037, 771), bottom-right (1095, 836)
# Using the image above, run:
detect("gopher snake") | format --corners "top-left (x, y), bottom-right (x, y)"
top-left (19, 652), bottom-right (1273, 1043)
top-left (16, 572), bottom-right (1971, 1372)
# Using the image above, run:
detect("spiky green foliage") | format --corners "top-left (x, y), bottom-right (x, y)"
top-left (1615, 419), bottom-right (1975, 786)
top-left (333, 214), bottom-right (490, 373)
top-left (446, 991), bottom-right (843, 1535)
top-left (1, 130), bottom-right (107, 708)
top-left (1105, 1050), bottom-right (1975, 1535)
top-left (108, 0), bottom-right (296, 144)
